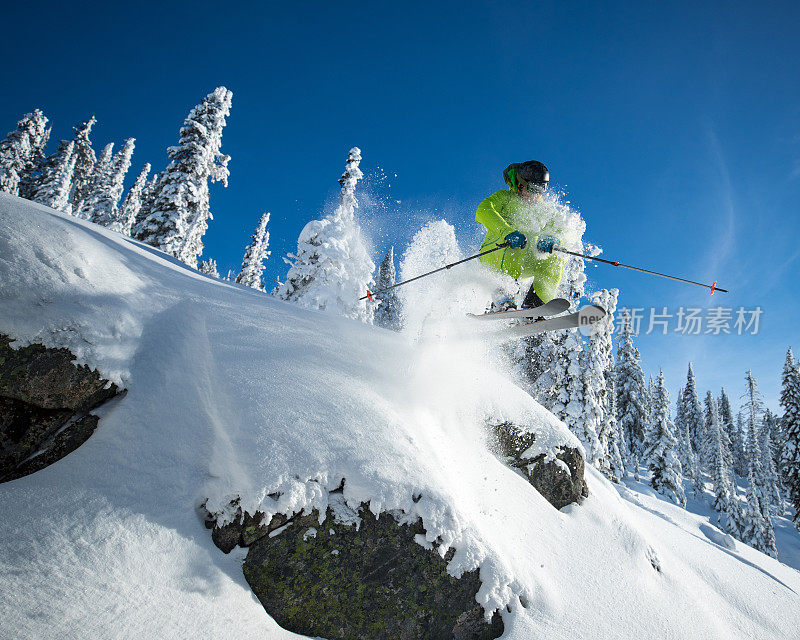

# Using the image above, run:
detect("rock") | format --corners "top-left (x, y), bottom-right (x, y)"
top-left (0, 334), bottom-right (119, 482)
top-left (242, 503), bottom-right (504, 640)
top-left (488, 421), bottom-right (586, 509)
top-left (205, 500), bottom-right (289, 554)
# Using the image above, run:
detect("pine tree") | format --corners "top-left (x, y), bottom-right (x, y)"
top-left (682, 363), bottom-right (707, 470)
top-left (680, 388), bottom-right (702, 496)
top-left (675, 384), bottom-right (700, 492)
top-left (528, 252), bottom-right (587, 412)
top-left (373, 247), bottom-right (402, 331)
top-left (645, 371), bottom-right (686, 507)
top-left (69, 116), bottom-right (97, 213)
top-left (135, 87), bottom-right (232, 268)
top-left (554, 331), bottom-right (589, 450)
top-left (76, 142), bottom-right (113, 219)
top-left (276, 147), bottom-right (375, 322)
top-left (717, 388), bottom-right (737, 475)
top-left (0, 109), bottom-right (50, 196)
top-left (31, 140), bottom-right (76, 212)
top-left (131, 172), bottom-right (160, 236)
top-left (117, 164), bottom-right (151, 236)
top-left (706, 391), bottom-right (735, 525)
top-left (779, 348), bottom-right (800, 530)
top-left (733, 411), bottom-right (747, 476)
top-left (741, 467), bottom-right (778, 557)
top-left (674, 385), bottom-right (687, 459)
top-left (198, 258), bottom-right (220, 278)
top-left (584, 289), bottom-right (622, 479)
top-left (742, 370), bottom-right (770, 513)
top-left (760, 411), bottom-right (783, 516)
top-left (92, 138), bottom-right (135, 231)
top-left (615, 309), bottom-right (649, 459)
top-left (18, 115), bottom-right (51, 200)
top-left (605, 375), bottom-right (626, 481)
top-left (235, 212), bottom-right (271, 291)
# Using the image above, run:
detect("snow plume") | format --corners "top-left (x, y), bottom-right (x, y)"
top-left (398, 219), bottom-right (509, 340)
top-left (527, 190), bottom-right (586, 254)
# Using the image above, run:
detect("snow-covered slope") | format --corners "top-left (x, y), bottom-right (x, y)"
top-left (1, 193), bottom-right (799, 639)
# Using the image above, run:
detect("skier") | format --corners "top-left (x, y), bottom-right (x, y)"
top-left (476, 160), bottom-right (565, 309)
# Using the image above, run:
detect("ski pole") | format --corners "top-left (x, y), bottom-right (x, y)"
top-left (552, 246), bottom-right (728, 294)
top-left (361, 242), bottom-right (511, 301)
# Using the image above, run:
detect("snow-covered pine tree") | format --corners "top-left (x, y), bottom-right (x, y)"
top-left (18, 116), bottom-right (51, 200)
top-left (135, 87), bottom-right (232, 268)
top-left (675, 385), bottom-right (687, 459)
top-left (76, 142), bottom-right (113, 219)
top-left (373, 246), bottom-right (402, 331)
top-left (779, 348), bottom-right (800, 530)
top-left (645, 371), bottom-right (686, 507)
top-left (0, 109), bottom-right (50, 196)
top-left (717, 388), bottom-right (737, 476)
top-left (742, 370), bottom-right (770, 515)
top-left (581, 293), bottom-right (607, 471)
top-left (235, 212), bottom-right (271, 291)
top-left (583, 289), bottom-right (623, 479)
top-left (605, 375), bottom-right (626, 481)
top-left (276, 147), bottom-right (375, 322)
top-left (117, 164), bottom-right (151, 236)
top-left (682, 363), bottom-right (707, 471)
top-left (198, 258), bottom-right (220, 278)
top-left (91, 138), bottom-right (135, 231)
top-left (741, 467), bottom-right (778, 558)
top-left (680, 387), bottom-right (702, 496)
top-left (736, 411), bottom-right (750, 475)
top-left (552, 331), bottom-right (590, 451)
top-left (31, 140), bottom-right (76, 213)
top-left (615, 309), bottom-right (649, 459)
top-left (69, 116), bottom-right (97, 213)
top-left (760, 410), bottom-right (783, 516)
top-left (131, 172), bottom-right (160, 236)
top-left (528, 252), bottom-right (587, 412)
top-left (675, 383), bottom-right (700, 494)
top-left (706, 391), bottom-right (735, 525)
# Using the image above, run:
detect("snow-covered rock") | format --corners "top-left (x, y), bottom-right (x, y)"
top-left (0, 333), bottom-right (120, 481)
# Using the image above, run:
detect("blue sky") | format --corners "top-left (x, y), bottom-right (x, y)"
top-left (3, 1), bottom-right (799, 409)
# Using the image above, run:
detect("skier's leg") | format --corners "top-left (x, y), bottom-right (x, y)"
top-left (521, 283), bottom-right (544, 309)
top-left (487, 278), bottom-right (520, 312)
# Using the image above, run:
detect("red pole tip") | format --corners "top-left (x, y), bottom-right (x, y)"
top-left (366, 289), bottom-right (374, 302)
top-left (710, 281), bottom-right (717, 295)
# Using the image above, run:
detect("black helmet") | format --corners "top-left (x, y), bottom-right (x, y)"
top-left (503, 160), bottom-right (549, 192)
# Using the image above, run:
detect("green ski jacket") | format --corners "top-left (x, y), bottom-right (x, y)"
top-left (475, 189), bottom-right (566, 303)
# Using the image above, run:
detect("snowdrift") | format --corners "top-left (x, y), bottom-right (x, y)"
top-left (0, 193), bottom-right (798, 639)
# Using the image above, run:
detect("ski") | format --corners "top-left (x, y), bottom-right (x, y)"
top-left (498, 304), bottom-right (607, 338)
top-left (467, 297), bottom-right (570, 321)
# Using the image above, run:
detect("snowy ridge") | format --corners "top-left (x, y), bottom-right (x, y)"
top-left (1, 193), bottom-right (800, 639)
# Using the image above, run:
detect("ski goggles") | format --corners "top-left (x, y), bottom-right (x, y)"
top-left (521, 180), bottom-right (548, 194)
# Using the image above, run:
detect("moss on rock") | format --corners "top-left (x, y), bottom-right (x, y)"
top-left (242, 503), bottom-right (504, 640)
top-left (488, 421), bottom-right (587, 509)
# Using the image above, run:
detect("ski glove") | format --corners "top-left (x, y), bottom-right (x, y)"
top-left (536, 235), bottom-right (559, 253)
top-left (504, 230), bottom-right (527, 249)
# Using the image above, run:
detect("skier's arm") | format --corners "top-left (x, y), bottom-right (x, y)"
top-left (475, 192), bottom-right (515, 237)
